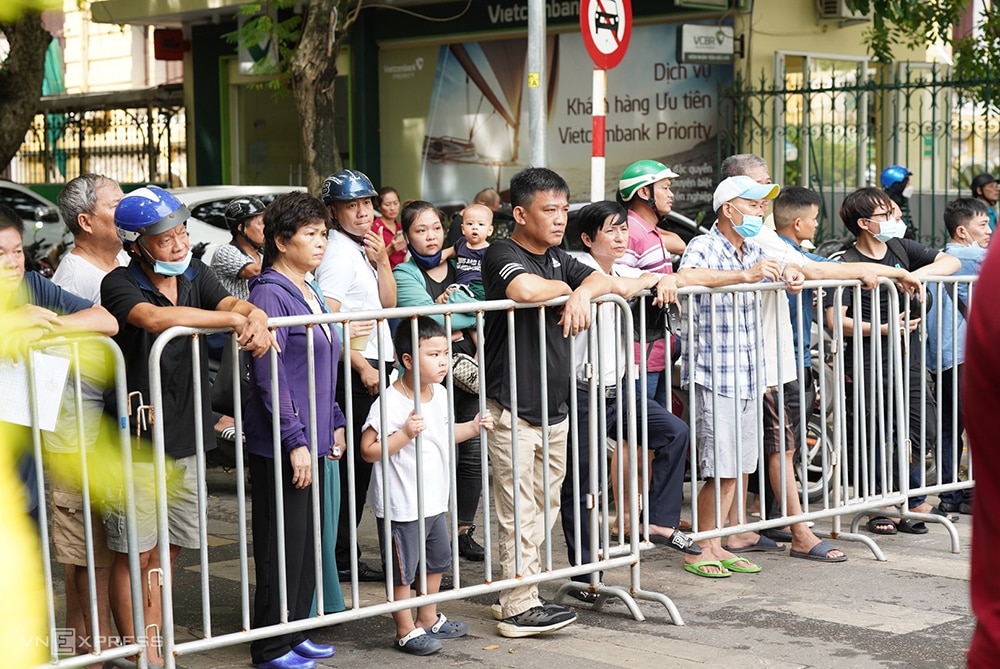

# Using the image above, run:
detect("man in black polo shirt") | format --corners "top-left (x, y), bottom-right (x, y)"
top-left (101, 186), bottom-right (274, 666)
top-left (483, 168), bottom-right (615, 638)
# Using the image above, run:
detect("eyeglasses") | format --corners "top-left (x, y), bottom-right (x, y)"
top-left (866, 210), bottom-right (891, 221)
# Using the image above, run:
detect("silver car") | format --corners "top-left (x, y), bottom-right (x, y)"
top-left (169, 185), bottom-right (305, 264)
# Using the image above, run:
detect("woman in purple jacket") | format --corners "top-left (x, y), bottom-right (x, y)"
top-left (245, 192), bottom-right (346, 669)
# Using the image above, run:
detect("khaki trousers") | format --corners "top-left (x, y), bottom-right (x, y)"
top-left (486, 399), bottom-right (569, 619)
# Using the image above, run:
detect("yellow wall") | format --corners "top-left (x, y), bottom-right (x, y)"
top-left (734, 0), bottom-right (925, 83)
top-left (62, 0), bottom-right (136, 92)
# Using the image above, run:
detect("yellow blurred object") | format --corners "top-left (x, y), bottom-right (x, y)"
top-left (0, 436), bottom-right (47, 669)
top-left (0, 0), bottom-right (60, 23)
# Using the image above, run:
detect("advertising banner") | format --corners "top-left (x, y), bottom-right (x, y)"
top-left (378, 20), bottom-right (732, 220)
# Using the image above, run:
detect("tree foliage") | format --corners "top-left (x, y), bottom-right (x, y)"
top-left (226, 0), bottom-right (364, 193)
top-left (860, 0), bottom-right (999, 101)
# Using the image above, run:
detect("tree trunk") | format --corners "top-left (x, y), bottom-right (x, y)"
top-left (0, 14), bottom-right (51, 174)
top-left (290, 0), bottom-right (343, 195)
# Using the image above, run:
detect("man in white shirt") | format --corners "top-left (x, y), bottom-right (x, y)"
top-left (315, 169), bottom-right (397, 582)
top-left (54, 174), bottom-right (128, 302)
top-left (49, 173), bottom-right (125, 658)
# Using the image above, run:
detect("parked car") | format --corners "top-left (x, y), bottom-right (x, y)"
top-left (0, 179), bottom-right (70, 276)
top-left (169, 185), bottom-right (305, 264)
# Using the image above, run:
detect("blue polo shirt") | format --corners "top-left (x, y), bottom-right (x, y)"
top-left (777, 235), bottom-right (834, 369)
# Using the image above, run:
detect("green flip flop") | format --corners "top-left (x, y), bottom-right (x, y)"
top-left (721, 556), bottom-right (762, 573)
top-left (683, 560), bottom-right (731, 578)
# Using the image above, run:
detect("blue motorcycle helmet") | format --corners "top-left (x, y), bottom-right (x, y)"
top-left (321, 169), bottom-right (377, 204)
top-left (879, 165), bottom-right (911, 190)
top-left (114, 185), bottom-right (190, 252)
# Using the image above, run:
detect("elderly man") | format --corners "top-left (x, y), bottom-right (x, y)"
top-left (53, 174), bottom-right (128, 300)
top-left (101, 185), bottom-right (275, 666)
top-left (676, 176), bottom-right (804, 577)
top-left (47, 173), bottom-right (126, 660)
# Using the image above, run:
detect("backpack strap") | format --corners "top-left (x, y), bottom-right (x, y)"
top-left (885, 238), bottom-right (911, 270)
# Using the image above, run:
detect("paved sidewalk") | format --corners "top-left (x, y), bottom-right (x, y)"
top-left (154, 468), bottom-right (972, 668)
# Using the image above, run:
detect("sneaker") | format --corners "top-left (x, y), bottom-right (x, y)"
top-left (497, 605), bottom-right (577, 638)
top-left (490, 597), bottom-right (563, 621)
top-left (458, 525), bottom-right (486, 561)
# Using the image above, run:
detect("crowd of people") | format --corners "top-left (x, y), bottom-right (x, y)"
top-left (7, 154), bottom-right (988, 667)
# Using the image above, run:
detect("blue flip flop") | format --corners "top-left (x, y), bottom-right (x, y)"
top-left (722, 534), bottom-right (785, 553)
top-left (789, 539), bottom-right (847, 563)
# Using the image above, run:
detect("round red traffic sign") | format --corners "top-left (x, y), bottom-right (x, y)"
top-left (579, 0), bottom-right (632, 70)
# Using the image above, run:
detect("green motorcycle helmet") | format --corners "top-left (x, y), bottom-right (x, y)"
top-left (618, 159), bottom-right (679, 202)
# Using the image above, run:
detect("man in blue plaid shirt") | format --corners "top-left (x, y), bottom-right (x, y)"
top-left (675, 175), bottom-right (804, 578)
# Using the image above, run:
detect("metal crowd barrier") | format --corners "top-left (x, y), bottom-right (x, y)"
top-left (21, 335), bottom-right (148, 668)
top-left (625, 276), bottom-right (971, 565)
top-left (134, 295), bottom-right (676, 669)
top-left (28, 274), bottom-right (975, 668)
top-left (895, 275), bottom-right (977, 552)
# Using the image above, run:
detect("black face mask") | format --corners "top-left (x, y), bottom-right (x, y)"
top-left (408, 244), bottom-right (442, 270)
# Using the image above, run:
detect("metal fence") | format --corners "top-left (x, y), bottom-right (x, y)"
top-left (26, 277), bottom-right (975, 668)
top-left (8, 84), bottom-right (186, 187)
top-left (718, 64), bottom-right (1000, 246)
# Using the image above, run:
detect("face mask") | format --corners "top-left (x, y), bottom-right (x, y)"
top-left (153, 251), bottom-right (193, 276)
top-left (729, 205), bottom-right (763, 238)
top-left (901, 185), bottom-right (914, 199)
top-left (407, 244), bottom-right (443, 270)
top-left (873, 217), bottom-right (907, 243)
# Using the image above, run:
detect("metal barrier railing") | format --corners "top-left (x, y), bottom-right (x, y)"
top-left (22, 335), bottom-right (148, 668)
top-left (139, 295), bottom-right (679, 669)
top-left (890, 275), bottom-right (978, 552)
top-left (28, 275), bottom-right (975, 667)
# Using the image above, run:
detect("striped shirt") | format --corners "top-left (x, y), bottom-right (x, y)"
top-left (679, 225), bottom-right (766, 399)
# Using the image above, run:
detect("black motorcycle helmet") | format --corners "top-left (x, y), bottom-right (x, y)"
top-left (224, 197), bottom-right (266, 237)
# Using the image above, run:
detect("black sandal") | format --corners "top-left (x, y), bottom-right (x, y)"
top-left (649, 529), bottom-right (703, 555)
top-left (865, 516), bottom-right (897, 535)
top-left (896, 518), bottom-right (928, 534)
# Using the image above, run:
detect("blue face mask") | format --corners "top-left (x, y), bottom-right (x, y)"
top-left (730, 205), bottom-right (764, 238)
top-left (408, 244), bottom-right (443, 270)
top-left (153, 251), bottom-right (193, 276)
top-left (873, 217), bottom-right (907, 243)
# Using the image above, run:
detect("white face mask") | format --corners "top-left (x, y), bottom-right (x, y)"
top-left (901, 185), bottom-right (914, 199)
top-left (873, 217), bottom-right (907, 242)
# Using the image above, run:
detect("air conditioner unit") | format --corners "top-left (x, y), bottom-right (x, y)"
top-left (815, 0), bottom-right (872, 24)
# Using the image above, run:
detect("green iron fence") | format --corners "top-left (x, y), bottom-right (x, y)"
top-left (718, 63), bottom-right (999, 247)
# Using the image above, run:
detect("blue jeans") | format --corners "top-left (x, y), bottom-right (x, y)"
top-left (636, 370), bottom-right (668, 408)
top-left (561, 388), bottom-right (689, 575)
top-left (937, 365), bottom-right (971, 505)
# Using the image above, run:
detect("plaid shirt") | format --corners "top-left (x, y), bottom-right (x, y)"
top-left (679, 225), bottom-right (766, 399)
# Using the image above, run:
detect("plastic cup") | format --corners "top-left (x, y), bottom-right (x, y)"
top-left (350, 335), bottom-right (368, 351)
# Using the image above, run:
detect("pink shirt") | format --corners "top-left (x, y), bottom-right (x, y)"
top-left (620, 209), bottom-right (673, 372)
